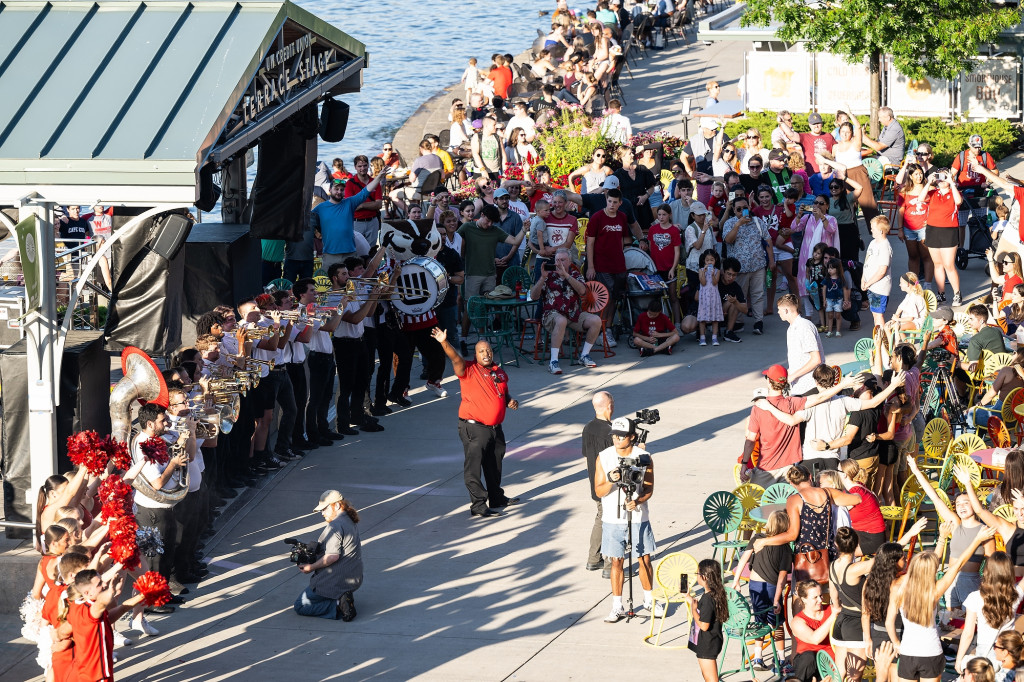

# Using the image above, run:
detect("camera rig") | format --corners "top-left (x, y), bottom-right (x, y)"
top-left (284, 537), bottom-right (318, 565)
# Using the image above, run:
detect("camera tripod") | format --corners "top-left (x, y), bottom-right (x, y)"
top-left (620, 483), bottom-right (638, 622)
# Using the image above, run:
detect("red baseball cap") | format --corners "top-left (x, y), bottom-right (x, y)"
top-left (762, 364), bottom-right (788, 382)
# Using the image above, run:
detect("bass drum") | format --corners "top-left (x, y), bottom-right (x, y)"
top-left (391, 256), bottom-right (449, 316)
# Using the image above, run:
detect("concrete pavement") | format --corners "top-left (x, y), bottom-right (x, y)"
top-left (0, 23), bottom-right (1006, 682)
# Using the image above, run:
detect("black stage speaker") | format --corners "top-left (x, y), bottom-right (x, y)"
top-left (105, 213), bottom-right (187, 357)
top-left (320, 98), bottom-right (350, 143)
top-left (150, 214), bottom-right (193, 261)
top-left (179, 223), bottom-right (261, 346)
top-left (0, 331), bottom-right (110, 538)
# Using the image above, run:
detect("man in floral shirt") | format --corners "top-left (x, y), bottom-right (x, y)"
top-left (722, 195), bottom-right (774, 336)
top-left (529, 248), bottom-right (603, 375)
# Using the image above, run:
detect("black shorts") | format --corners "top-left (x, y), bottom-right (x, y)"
top-left (897, 653), bottom-right (944, 679)
top-left (831, 611), bottom-right (864, 645)
top-left (858, 530), bottom-right (886, 556)
top-left (594, 271), bottom-right (627, 303)
top-left (924, 225), bottom-right (959, 249)
top-left (248, 376), bottom-right (275, 412)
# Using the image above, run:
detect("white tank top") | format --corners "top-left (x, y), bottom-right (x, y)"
top-left (834, 148), bottom-right (863, 169)
top-left (898, 607), bottom-right (942, 656)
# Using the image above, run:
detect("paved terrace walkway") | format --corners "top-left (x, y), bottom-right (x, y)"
top-left (0, 29), bottom-right (1007, 682)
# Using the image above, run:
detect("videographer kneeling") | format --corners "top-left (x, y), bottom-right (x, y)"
top-left (293, 490), bottom-right (363, 621)
top-left (593, 417), bottom-right (661, 623)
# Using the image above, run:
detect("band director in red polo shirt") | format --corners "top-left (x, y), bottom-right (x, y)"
top-left (431, 327), bottom-right (522, 519)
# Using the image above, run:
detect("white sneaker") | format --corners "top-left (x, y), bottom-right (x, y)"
top-left (604, 605), bottom-right (625, 623)
top-left (579, 354), bottom-right (597, 368)
top-left (132, 615), bottom-right (159, 636)
top-left (425, 381), bottom-right (448, 398)
top-left (114, 630), bottom-right (133, 647)
top-left (644, 601), bottom-right (667, 618)
top-left (548, 360), bottom-right (563, 375)
top-left (607, 336), bottom-right (618, 348)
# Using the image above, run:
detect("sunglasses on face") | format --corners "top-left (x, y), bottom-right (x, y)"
top-left (915, 152), bottom-right (930, 157)
top-left (748, 135), bottom-right (760, 140)
top-left (748, 164), bottom-right (761, 170)
top-left (814, 201), bottom-right (827, 206)
top-left (830, 185), bottom-right (842, 190)
top-left (383, 147), bottom-right (392, 151)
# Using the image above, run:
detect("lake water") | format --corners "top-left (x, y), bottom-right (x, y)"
top-left (297, 0), bottom-right (547, 162)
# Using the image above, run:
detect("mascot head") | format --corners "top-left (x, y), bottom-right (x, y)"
top-left (380, 219), bottom-right (442, 261)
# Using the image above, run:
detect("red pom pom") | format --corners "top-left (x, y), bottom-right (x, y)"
top-left (97, 476), bottom-right (134, 522)
top-left (104, 437), bottom-right (132, 471)
top-left (133, 571), bottom-right (171, 607)
top-left (139, 437), bottom-right (169, 466)
top-left (109, 516), bottom-right (139, 571)
top-left (66, 431), bottom-right (108, 476)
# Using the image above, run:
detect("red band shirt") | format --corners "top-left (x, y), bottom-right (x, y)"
top-left (458, 361), bottom-right (509, 425)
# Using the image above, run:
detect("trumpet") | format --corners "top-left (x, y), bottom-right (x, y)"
top-left (236, 369), bottom-right (260, 389)
top-left (208, 379), bottom-right (248, 397)
top-left (243, 326), bottom-right (276, 340)
top-left (222, 354), bottom-right (275, 372)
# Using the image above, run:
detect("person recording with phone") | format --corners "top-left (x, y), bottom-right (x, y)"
top-left (722, 195), bottom-right (774, 336)
top-left (530, 248), bottom-right (603, 375)
top-left (593, 417), bottom-right (659, 623)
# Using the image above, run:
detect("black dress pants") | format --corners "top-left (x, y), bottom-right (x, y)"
top-left (286, 361), bottom-right (309, 443)
top-left (458, 419), bottom-right (510, 513)
top-left (333, 337), bottom-right (369, 427)
top-left (393, 327), bottom-right (444, 394)
top-left (373, 325), bottom-right (396, 406)
top-left (135, 505), bottom-right (177, 580)
top-left (306, 350), bottom-right (335, 436)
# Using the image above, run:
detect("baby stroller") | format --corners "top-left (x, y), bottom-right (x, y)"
top-left (956, 188), bottom-right (994, 270)
top-left (621, 246), bottom-right (667, 347)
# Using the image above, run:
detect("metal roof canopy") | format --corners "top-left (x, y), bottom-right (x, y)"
top-left (0, 0), bottom-right (367, 205)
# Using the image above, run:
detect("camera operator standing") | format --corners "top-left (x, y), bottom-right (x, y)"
top-left (583, 391), bottom-right (614, 576)
top-left (293, 490), bottom-right (363, 621)
top-left (593, 417), bottom-right (662, 623)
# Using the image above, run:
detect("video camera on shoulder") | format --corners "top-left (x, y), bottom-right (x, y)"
top-left (284, 538), bottom-right (318, 565)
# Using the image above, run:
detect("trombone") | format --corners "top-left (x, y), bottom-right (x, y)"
top-left (347, 275), bottom-right (432, 299)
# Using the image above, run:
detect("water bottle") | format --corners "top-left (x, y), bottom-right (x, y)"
top-left (765, 268), bottom-right (773, 288)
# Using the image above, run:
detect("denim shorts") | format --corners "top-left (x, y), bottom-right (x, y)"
top-left (825, 299), bottom-right (843, 313)
top-left (904, 227), bottom-right (925, 242)
top-left (601, 520), bottom-right (657, 559)
top-left (868, 292), bottom-right (889, 314)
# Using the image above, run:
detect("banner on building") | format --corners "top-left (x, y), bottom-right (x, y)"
top-left (961, 58), bottom-right (1021, 120)
top-left (815, 55), bottom-right (871, 115)
top-left (887, 68), bottom-right (952, 117)
top-left (745, 52), bottom-right (811, 112)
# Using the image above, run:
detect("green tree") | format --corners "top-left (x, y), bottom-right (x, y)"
top-left (741, 0), bottom-right (1021, 134)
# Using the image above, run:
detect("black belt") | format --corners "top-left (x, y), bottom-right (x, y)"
top-left (309, 350), bottom-right (333, 356)
top-left (460, 418), bottom-right (499, 429)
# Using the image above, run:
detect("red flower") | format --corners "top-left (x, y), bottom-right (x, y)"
top-left (140, 437), bottom-right (169, 466)
top-left (133, 571), bottom-right (171, 607)
top-left (66, 431), bottom-right (108, 475)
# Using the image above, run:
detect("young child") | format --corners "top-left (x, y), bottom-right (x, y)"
top-left (990, 203), bottom-right (1010, 244)
top-left (823, 258), bottom-right (850, 337)
top-left (684, 559), bottom-right (728, 682)
top-left (862, 215), bottom-right (893, 329)
top-left (732, 510), bottom-right (792, 671)
top-left (803, 242), bottom-right (827, 329)
top-left (632, 299), bottom-right (680, 356)
top-left (697, 248), bottom-right (724, 346)
top-left (461, 57), bottom-right (480, 101)
top-left (709, 181), bottom-right (727, 221)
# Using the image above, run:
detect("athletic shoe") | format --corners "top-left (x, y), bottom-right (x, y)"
top-left (603, 335), bottom-right (618, 348)
top-left (548, 360), bottom-right (563, 375)
top-left (953, 292), bottom-right (962, 305)
top-left (131, 615), bottom-right (159, 637)
top-left (640, 347), bottom-right (653, 356)
top-left (826, 331), bottom-right (833, 337)
top-left (579, 354), bottom-right (597, 368)
top-left (724, 330), bottom-right (742, 343)
top-left (937, 292), bottom-right (947, 302)
top-left (666, 345), bottom-right (674, 355)
top-left (834, 331), bottom-right (842, 337)
top-left (642, 601), bottom-right (667, 618)
top-left (425, 381), bottom-right (448, 398)
top-left (114, 630), bottom-right (133, 647)
top-left (698, 337), bottom-right (707, 347)
top-left (605, 605), bottom-right (626, 623)
top-left (712, 335), bottom-right (720, 346)
top-left (752, 321), bottom-right (763, 335)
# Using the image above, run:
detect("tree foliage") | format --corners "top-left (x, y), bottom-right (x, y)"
top-left (741, 0), bottom-right (1021, 80)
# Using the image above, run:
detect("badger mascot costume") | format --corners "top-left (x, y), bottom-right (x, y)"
top-left (372, 218), bottom-right (461, 411)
